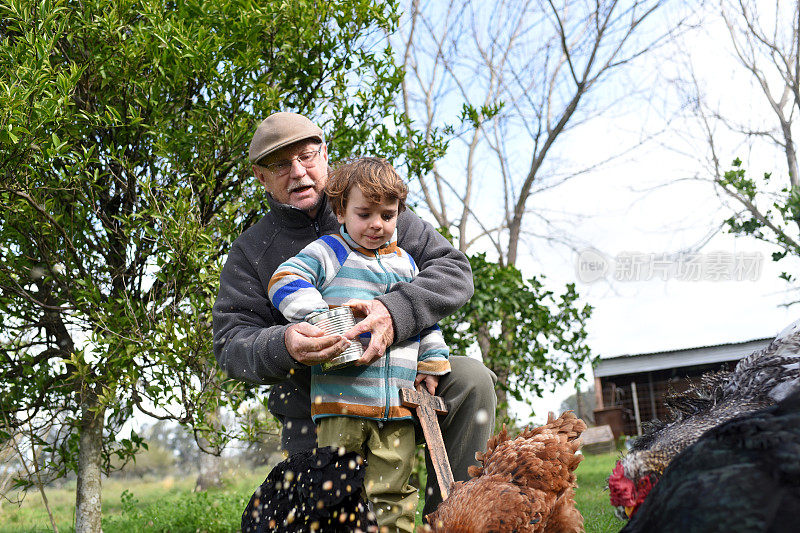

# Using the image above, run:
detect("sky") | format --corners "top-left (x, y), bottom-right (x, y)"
top-left (396, 2), bottom-right (800, 425)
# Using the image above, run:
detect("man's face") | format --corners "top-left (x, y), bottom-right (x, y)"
top-left (252, 140), bottom-right (329, 215)
top-left (336, 187), bottom-right (399, 250)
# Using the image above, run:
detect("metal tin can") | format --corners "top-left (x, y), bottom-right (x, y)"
top-left (306, 307), bottom-right (363, 371)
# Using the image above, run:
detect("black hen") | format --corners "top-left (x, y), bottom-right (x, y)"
top-left (241, 446), bottom-right (377, 533)
top-left (610, 319), bottom-right (800, 518)
top-left (621, 385), bottom-right (800, 533)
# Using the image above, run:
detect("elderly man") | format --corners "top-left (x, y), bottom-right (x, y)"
top-left (213, 112), bottom-right (496, 516)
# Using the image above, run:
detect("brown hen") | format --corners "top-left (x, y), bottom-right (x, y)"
top-left (426, 411), bottom-right (587, 532)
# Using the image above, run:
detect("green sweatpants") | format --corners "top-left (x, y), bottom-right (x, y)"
top-left (317, 417), bottom-right (418, 533)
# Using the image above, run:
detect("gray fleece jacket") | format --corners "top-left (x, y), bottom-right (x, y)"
top-left (212, 193), bottom-right (473, 420)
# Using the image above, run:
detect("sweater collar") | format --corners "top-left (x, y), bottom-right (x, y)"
top-left (266, 193), bottom-right (333, 230)
top-left (339, 225), bottom-right (399, 256)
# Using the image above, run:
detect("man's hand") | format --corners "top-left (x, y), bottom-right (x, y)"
top-left (285, 322), bottom-right (350, 366)
top-left (414, 373), bottom-right (440, 395)
top-left (342, 299), bottom-right (395, 365)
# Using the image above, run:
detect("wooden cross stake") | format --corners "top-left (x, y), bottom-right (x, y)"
top-left (400, 387), bottom-right (454, 500)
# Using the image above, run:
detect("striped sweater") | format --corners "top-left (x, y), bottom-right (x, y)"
top-left (268, 226), bottom-right (451, 422)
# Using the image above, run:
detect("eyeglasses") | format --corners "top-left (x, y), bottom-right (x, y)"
top-left (260, 146), bottom-right (323, 176)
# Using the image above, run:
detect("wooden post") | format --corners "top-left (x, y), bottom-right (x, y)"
top-left (400, 387), bottom-right (454, 500)
top-left (594, 377), bottom-right (604, 409)
top-left (647, 372), bottom-right (657, 421)
top-left (631, 381), bottom-right (642, 436)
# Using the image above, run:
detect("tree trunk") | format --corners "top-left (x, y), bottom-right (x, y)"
top-left (194, 406), bottom-right (223, 491)
top-left (195, 446), bottom-right (223, 491)
top-left (75, 401), bottom-right (104, 533)
top-left (507, 215), bottom-right (522, 267)
top-left (492, 367), bottom-right (510, 426)
top-left (575, 385), bottom-right (584, 421)
top-left (477, 325), bottom-right (509, 425)
top-left (479, 322), bottom-right (513, 425)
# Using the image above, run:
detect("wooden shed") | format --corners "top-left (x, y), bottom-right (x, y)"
top-left (592, 337), bottom-right (771, 438)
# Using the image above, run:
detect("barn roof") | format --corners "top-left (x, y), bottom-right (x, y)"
top-left (594, 337), bottom-right (773, 378)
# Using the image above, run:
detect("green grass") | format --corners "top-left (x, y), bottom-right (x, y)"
top-left (574, 452), bottom-right (625, 533)
top-left (1, 453), bottom-right (625, 532)
top-left (0, 472), bottom-right (266, 533)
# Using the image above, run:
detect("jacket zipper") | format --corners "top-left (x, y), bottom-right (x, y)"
top-left (375, 250), bottom-right (392, 421)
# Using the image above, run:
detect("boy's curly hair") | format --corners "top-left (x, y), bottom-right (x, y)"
top-left (326, 157), bottom-right (408, 216)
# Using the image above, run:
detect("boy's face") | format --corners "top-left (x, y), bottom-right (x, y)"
top-left (336, 187), bottom-right (399, 250)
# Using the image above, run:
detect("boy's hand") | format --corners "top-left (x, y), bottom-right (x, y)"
top-left (414, 373), bottom-right (440, 395)
top-left (342, 299), bottom-right (394, 365)
top-left (285, 322), bottom-right (349, 365)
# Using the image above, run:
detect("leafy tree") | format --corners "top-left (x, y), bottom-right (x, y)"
top-left (673, 1), bottom-right (800, 302)
top-left (139, 420), bottom-right (201, 472)
top-left (720, 159), bottom-right (800, 289)
top-left (441, 253), bottom-right (594, 423)
top-left (109, 439), bottom-right (176, 479)
top-left (0, 0), bottom-right (408, 530)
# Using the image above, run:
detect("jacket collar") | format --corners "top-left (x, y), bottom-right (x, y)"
top-left (339, 225), bottom-right (399, 256)
top-left (266, 193), bottom-right (334, 230)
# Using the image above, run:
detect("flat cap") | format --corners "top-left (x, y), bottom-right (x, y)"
top-left (248, 112), bottom-right (325, 164)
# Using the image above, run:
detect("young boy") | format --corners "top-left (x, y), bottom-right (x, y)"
top-left (268, 157), bottom-right (450, 531)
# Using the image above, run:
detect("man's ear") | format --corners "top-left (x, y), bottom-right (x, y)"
top-left (253, 165), bottom-right (267, 187)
